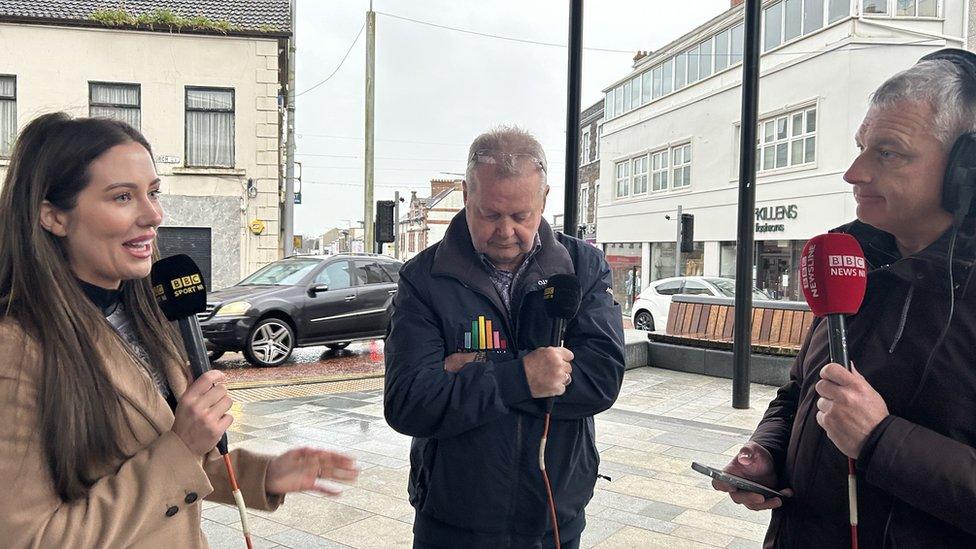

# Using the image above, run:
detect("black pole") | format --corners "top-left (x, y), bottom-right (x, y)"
top-left (732, 0), bottom-right (762, 409)
top-left (563, 0), bottom-right (583, 238)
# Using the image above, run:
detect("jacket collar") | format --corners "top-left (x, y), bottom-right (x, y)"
top-left (834, 219), bottom-right (976, 297)
top-left (431, 210), bottom-right (575, 313)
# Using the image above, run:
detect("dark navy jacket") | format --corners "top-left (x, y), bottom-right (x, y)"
top-left (384, 211), bottom-right (625, 548)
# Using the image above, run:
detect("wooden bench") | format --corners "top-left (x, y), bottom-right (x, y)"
top-left (653, 295), bottom-right (814, 356)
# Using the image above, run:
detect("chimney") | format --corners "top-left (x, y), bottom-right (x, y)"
top-left (731, 0), bottom-right (744, 7)
top-left (633, 50), bottom-right (649, 64)
top-left (430, 178), bottom-right (463, 197)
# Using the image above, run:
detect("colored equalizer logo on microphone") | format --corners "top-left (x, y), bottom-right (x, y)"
top-left (463, 315), bottom-right (508, 350)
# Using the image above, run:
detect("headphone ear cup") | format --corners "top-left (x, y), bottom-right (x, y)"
top-left (942, 133), bottom-right (976, 218)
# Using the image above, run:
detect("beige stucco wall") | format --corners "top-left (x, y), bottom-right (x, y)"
top-left (0, 22), bottom-right (283, 283)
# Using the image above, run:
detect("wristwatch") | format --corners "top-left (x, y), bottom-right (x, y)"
top-left (474, 350), bottom-right (488, 362)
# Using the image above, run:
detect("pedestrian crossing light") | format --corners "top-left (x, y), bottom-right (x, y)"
top-left (680, 213), bottom-right (695, 253)
top-left (375, 200), bottom-right (395, 244)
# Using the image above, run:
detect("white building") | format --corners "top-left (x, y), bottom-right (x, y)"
top-left (397, 179), bottom-right (464, 261)
top-left (0, 0), bottom-right (291, 290)
top-left (597, 0), bottom-right (967, 303)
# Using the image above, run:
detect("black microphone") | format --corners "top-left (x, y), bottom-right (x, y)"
top-left (151, 254), bottom-right (227, 455)
top-left (542, 274), bottom-right (581, 413)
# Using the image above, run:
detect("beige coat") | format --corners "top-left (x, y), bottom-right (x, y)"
top-left (0, 319), bottom-right (282, 548)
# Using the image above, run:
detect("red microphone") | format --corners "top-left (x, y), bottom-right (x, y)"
top-left (799, 232), bottom-right (868, 549)
top-left (799, 233), bottom-right (868, 368)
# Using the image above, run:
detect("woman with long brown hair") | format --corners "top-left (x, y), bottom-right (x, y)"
top-left (0, 113), bottom-right (359, 547)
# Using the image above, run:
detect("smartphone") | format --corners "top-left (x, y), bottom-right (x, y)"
top-left (691, 462), bottom-right (787, 499)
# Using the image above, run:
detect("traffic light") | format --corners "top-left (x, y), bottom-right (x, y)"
top-left (680, 213), bottom-right (695, 253)
top-left (375, 200), bottom-right (395, 244)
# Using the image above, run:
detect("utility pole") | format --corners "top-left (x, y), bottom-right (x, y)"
top-left (364, 2), bottom-right (376, 252)
top-left (674, 205), bottom-right (682, 277)
top-left (283, 0), bottom-right (297, 256)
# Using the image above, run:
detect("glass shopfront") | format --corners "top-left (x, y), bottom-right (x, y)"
top-left (719, 239), bottom-right (806, 300)
top-left (604, 242), bottom-right (642, 312)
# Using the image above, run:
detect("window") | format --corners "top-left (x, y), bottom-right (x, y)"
top-left (579, 186), bottom-right (589, 223)
top-left (90, 82), bottom-right (140, 129)
top-left (674, 53), bottom-right (687, 90)
top-left (745, 105), bottom-right (817, 172)
top-left (730, 23), bottom-right (745, 65)
top-left (632, 155), bottom-right (649, 194)
top-left (656, 280), bottom-right (683, 295)
top-left (682, 280), bottom-right (712, 295)
top-left (623, 80), bottom-right (632, 112)
top-left (581, 127), bottom-right (590, 164)
top-left (353, 260), bottom-right (393, 285)
top-left (641, 71), bottom-right (652, 104)
top-left (896, 0), bottom-right (937, 16)
top-left (671, 144), bottom-right (692, 188)
top-left (651, 149), bottom-right (669, 191)
top-left (595, 126), bottom-right (601, 160)
top-left (784, 0), bottom-right (802, 41)
top-left (804, 0), bottom-right (824, 33)
top-left (185, 87), bottom-right (235, 167)
top-left (631, 75), bottom-right (641, 107)
top-left (379, 261), bottom-right (401, 283)
top-left (593, 184), bottom-right (599, 222)
top-left (862, 0), bottom-right (887, 14)
top-left (765, 2), bottom-right (783, 52)
top-left (828, 0), bottom-right (850, 22)
top-left (652, 65), bottom-right (664, 98)
top-left (615, 161), bottom-right (630, 198)
top-left (605, 89), bottom-right (615, 119)
top-left (700, 38), bottom-right (713, 79)
top-left (686, 45), bottom-right (700, 84)
top-left (662, 59), bottom-right (674, 95)
top-left (614, 84), bottom-right (624, 114)
top-left (0, 75), bottom-right (15, 157)
top-left (715, 29), bottom-right (730, 72)
top-left (316, 260), bottom-right (352, 289)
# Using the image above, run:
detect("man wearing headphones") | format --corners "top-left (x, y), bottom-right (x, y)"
top-left (711, 49), bottom-right (976, 547)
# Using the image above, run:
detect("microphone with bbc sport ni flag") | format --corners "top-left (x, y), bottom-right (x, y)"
top-left (151, 254), bottom-right (257, 549)
top-left (538, 273), bottom-right (581, 549)
top-left (799, 232), bottom-right (868, 549)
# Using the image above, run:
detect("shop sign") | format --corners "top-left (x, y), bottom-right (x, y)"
top-left (755, 204), bottom-right (798, 233)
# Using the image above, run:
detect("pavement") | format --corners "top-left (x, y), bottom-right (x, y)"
top-left (205, 366), bottom-right (780, 548)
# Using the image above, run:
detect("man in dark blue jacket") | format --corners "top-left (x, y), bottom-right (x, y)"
top-left (384, 126), bottom-right (625, 548)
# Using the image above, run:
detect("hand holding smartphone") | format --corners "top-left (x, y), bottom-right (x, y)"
top-left (691, 462), bottom-right (788, 499)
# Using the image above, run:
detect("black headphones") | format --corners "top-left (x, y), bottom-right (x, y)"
top-left (918, 48), bottom-right (976, 221)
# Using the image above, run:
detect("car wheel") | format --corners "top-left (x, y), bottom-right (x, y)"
top-left (634, 310), bottom-right (655, 332)
top-left (208, 350), bottom-right (225, 362)
top-left (244, 318), bottom-right (295, 367)
top-left (326, 342), bottom-right (350, 351)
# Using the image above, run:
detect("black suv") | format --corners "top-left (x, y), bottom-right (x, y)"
top-left (198, 253), bottom-right (402, 367)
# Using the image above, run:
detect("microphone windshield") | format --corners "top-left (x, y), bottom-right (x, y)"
top-left (799, 233), bottom-right (867, 317)
top-left (150, 254), bottom-right (207, 321)
top-left (543, 274), bottom-right (582, 320)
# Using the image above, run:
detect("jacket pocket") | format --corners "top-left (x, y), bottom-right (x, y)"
top-left (408, 437), bottom-right (437, 509)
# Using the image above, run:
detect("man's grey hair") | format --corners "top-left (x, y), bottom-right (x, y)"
top-left (465, 126), bottom-right (548, 193)
top-left (871, 58), bottom-right (976, 149)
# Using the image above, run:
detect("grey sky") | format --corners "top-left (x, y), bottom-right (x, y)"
top-left (293, 0), bottom-right (731, 237)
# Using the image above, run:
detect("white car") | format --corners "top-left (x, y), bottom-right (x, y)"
top-left (630, 276), bottom-right (770, 332)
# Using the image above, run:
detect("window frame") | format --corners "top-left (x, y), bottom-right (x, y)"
top-left (581, 126), bottom-right (590, 164)
top-left (89, 81), bottom-right (141, 128)
top-left (0, 74), bottom-right (16, 159)
top-left (184, 86), bottom-right (236, 168)
top-left (671, 143), bottom-right (692, 189)
top-left (650, 148), bottom-right (670, 192)
top-left (632, 154), bottom-right (649, 195)
top-left (615, 160), bottom-right (631, 199)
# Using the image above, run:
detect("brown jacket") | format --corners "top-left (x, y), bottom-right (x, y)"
top-left (0, 319), bottom-right (282, 548)
top-left (753, 221), bottom-right (976, 547)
